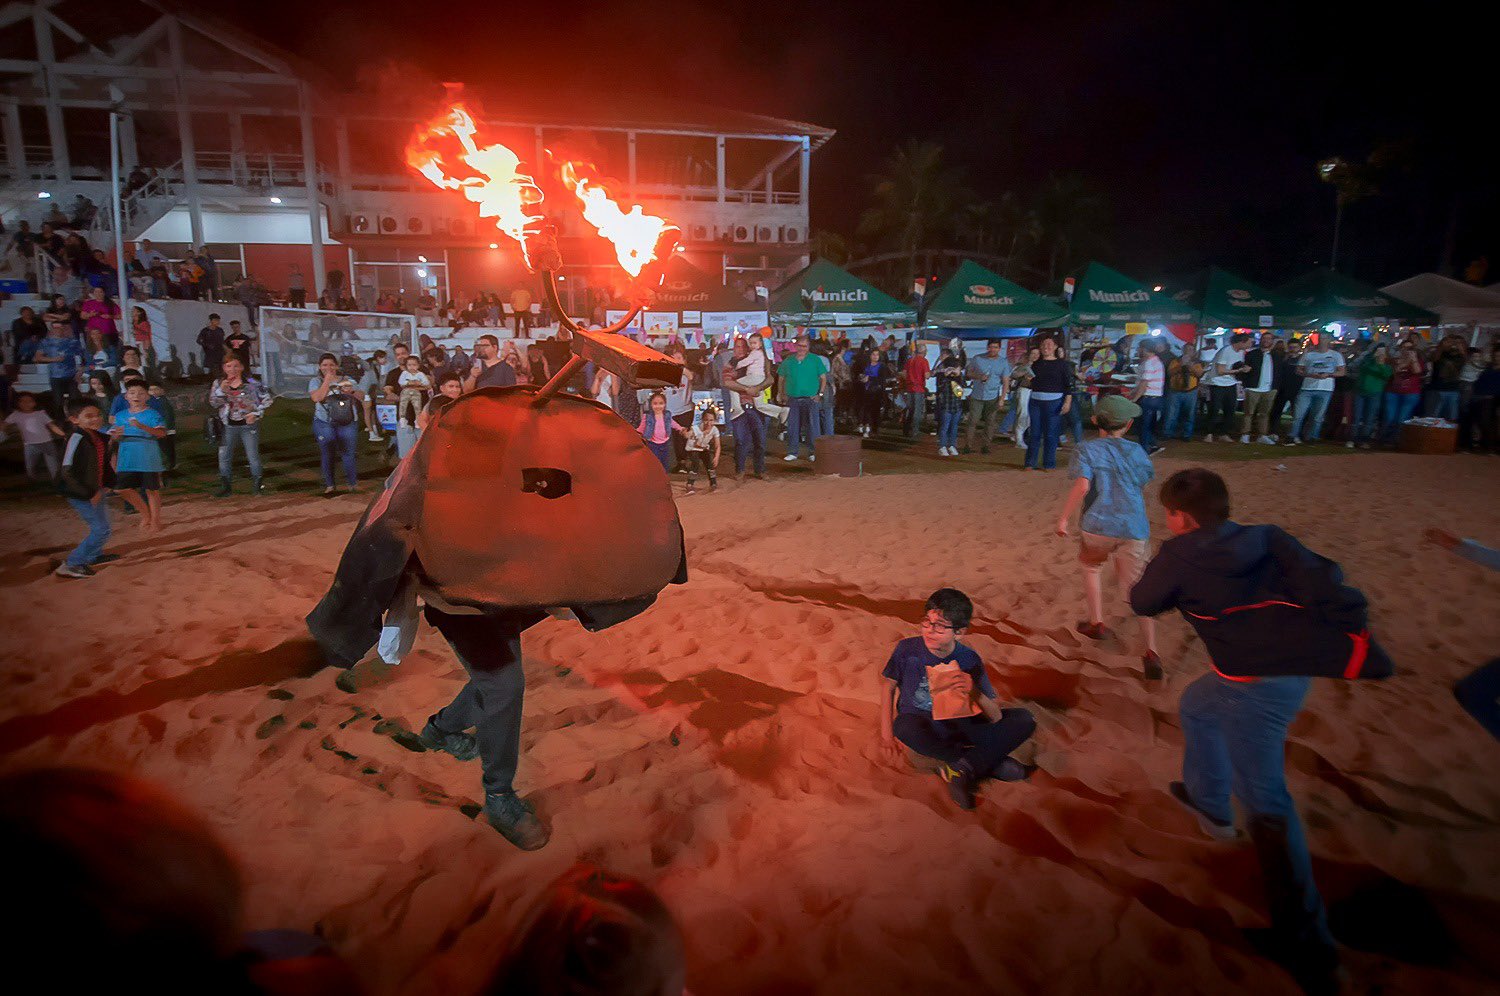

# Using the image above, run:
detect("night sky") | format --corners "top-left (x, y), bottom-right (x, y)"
top-left (220, 0), bottom-right (1495, 288)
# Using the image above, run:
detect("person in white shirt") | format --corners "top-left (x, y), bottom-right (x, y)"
top-left (1239, 332), bottom-right (1280, 444)
top-left (1286, 339), bottom-right (1346, 445)
top-left (683, 406), bottom-right (721, 494)
top-left (1204, 333), bottom-right (1251, 442)
top-left (1129, 338), bottom-right (1167, 454)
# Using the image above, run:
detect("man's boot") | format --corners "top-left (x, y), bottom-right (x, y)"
top-left (418, 718), bottom-right (478, 761)
top-left (1247, 815), bottom-right (1341, 995)
top-left (484, 791), bottom-right (550, 851)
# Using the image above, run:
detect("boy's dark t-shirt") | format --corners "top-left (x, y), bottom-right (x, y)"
top-left (882, 636), bottom-right (996, 717)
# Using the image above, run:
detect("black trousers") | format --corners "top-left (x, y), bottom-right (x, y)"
top-left (425, 607), bottom-right (539, 796)
top-left (893, 709), bottom-right (1036, 779)
top-left (1209, 384), bottom-right (1239, 437)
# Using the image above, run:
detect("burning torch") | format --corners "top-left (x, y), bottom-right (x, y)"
top-left (406, 104), bottom-right (683, 405)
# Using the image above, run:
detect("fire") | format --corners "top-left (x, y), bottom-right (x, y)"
top-left (559, 161), bottom-right (678, 278)
top-left (406, 104), bottom-right (543, 257)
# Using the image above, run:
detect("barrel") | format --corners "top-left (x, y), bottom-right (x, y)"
top-left (814, 434), bottom-right (862, 477)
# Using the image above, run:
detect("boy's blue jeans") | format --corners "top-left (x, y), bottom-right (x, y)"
top-left (1180, 672), bottom-right (1333, 947)
top-left (66, 497), bottom-right (111, 568)
top-left (1136, 395), bottom-right (1164, 451)
top-left (938, 408), bottom-right (961, 449)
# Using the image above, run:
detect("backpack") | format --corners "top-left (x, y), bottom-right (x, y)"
top-left (324, 392), bottom-right (358, 427)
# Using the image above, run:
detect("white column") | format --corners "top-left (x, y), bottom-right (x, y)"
top-left (167, 18), bottom-right (205, 247)
top-left (228, 113), bottom-right (246, 183)
top-left (334, 117), bottom-right (352, 196)
top-left (716, 136), bottom-right (726, 203)
top-left (298, 83), bottom-right (326, 296)
top-left (799, 137), bottom-right (810, 206)
top-left (3, 101), bottom-right (25, 179)
top-left (31, 12), bottom-right (70, 181)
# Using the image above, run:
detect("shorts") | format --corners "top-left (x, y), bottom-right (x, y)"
top-left (1079, 531), bottom-right (1147, 581)
top-left (115, 470), bottom-right (162, 491)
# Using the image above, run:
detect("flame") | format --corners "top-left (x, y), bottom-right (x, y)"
top-left (406, 104), bottom-right (543, 258)
top-left (559, 161), bottom-right (678, 278)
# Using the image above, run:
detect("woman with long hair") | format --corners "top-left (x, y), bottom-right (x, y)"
top-left (1023, 336), bottom-right (1073, 470)
top-left (1382, 342), bottom-right (1426, 445)
top-left (857, 346), bottom-right (888, 437)
top-left (130, 306), bottom-right (155, 370)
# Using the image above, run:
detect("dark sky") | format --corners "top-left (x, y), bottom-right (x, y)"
top-left (220, 0), bottom-right (1495, 288)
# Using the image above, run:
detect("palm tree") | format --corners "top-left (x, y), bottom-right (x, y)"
top-left (992, 191), bottom-right (1042, 279)
top-left (1033, 173), bottom-right (1109, 284)
top-left (809, 229), bottom-right (852, 265)
top-left (857, 140), bottom-right (971, 291)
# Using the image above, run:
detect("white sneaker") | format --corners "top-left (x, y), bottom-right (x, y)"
top-left (1256, 435), bottom-right (1276, 445)
top-left (783, 453), bottom-right (798, 461)
top-left (809, 454), bottom-right (816, 462)
top-left (1345, 441), bottom-right (1354, 449)
top-left (1203, 434), bottom-right (1215, 443)
top-left (940, 447), bottom-right (952, 456)
top-left (1238, 435), bottom-right (1250, 444)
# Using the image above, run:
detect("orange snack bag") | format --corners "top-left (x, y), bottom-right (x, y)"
top-left (927, 661), bottom-right (980, 720)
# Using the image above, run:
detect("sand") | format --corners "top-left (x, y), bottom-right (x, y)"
top-left (2, 453), bottom-right (1499, 995)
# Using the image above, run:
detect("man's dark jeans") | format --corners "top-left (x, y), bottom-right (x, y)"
top-left (893, 708), bottom-right (1036, 779)
top-left (425, 608), bottom-right (537, 796)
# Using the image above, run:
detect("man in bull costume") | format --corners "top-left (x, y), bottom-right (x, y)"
top-left (307, 326), bottom-right (687, 850)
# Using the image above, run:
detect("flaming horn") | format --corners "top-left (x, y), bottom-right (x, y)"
top-left (407, 102), bottom-right (683, 405)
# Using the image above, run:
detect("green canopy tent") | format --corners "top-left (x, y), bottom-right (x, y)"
top-left (1276, 268), bottom-right (1438, 327)
top-left (922, 259), bottom-right (1069, 332)
top-left (1068, 262), bottom-right (1197, 325)
top-left (1173, 267), bottom-right (1304, 330)
top-left (768, 258), bottom-right (916, 328)
top-left (646, 258), bottom-right (758, 317)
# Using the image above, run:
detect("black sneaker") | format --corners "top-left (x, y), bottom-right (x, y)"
top-left (418, 720), bottom-right (479, 761)
top-left (993, 757), bottom-right (1034, 782)
top-left (213, 480), bottom-right (232, 498)
top-left (252, 481), bottom-right (266, 496)
top-left (1169, 781), bottom-right (1240, 840)
top-left (484, 791), bottom-right (551, 850)
top-left (1149, 445), bottom-right (1166, 457)
top-left (940, 760), bottom-right (977, 810)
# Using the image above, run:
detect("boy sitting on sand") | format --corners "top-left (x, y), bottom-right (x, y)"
top-left (879, 588), bottom-right (1037, 809)
top-left (1055, 394), bottom-right (1162, 679)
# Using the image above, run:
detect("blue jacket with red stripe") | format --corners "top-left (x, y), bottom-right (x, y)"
top-left (1130, 521), bottom-right (1391, 679)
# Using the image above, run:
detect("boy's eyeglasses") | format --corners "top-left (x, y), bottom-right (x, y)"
top-left (920, 617), bottom-right (955, 634)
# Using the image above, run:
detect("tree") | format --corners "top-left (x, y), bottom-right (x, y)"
top-left (809, 229), bottom-right (852, 266)
top-left (857, 141), bottom-right (971, 292)
top-left (1033, 173), bottom-right (1109, 285)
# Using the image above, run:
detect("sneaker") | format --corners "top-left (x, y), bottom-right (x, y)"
top-left (1075, 621), bottom-right (1112, 640)
top-left (1203, 434), bottom-right (1215, 443)
top-left (252, 481), bottom-right (266, 496)
top-left (54, 563), bottom-right (91, 579)
top-left (1344, 441), bottom-right (1354, 449)
top-left (367, 432), bottom-right (382, 442)
top-left (1239, 434), bottom-right (1250, 444)
top-left (1169, 781), bottom-right (1240, 841)
top-left (1284, 439), bottom-right (1301, 447)
top-left (484, 791), bottom-right (551, 851)
top-left (783, 453), bottom-right (798, 462)
top-left (685, 486), bottom-right (697, 495)
top-left (1256, 435), bottom-right (1277, 445)
top-left (213, 480), bottom-right (232, 498)
top-left (418, 720), bottom-right (479, 761)
top-left (809, 454), bottom-right (815, 463)
top-left (940, 761), bottom-right (977, 810)
top-left (1142, 651), bottom-right (1164, 680)
top-left (323, 486), bottom-right (337, 497)
top-left (1149, 445), bottom-right (1166, 456)
top-left (993, 757), bottom-right (1034, 782)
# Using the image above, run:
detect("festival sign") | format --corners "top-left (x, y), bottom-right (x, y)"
top-left (767, 258), bottom-right (916, 327)
top-left (1068, 262), bottom-right (1197, 325)
top-left (923, 260), bottom-right (1068, 329)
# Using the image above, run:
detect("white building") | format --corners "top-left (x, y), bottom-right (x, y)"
top-left (0, 0), bottom-right (833, 312)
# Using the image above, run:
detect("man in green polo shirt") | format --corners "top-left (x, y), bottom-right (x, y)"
top-left (778, 334), bottom-right (829, 462)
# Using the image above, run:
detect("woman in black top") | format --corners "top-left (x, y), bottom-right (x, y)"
top-left (1024, 335), bottom-right (1075, 470)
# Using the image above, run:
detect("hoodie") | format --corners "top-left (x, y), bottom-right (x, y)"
top-left (1130, 521), bottom-right (1391, 680)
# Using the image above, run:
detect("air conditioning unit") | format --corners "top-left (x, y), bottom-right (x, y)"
top-left (755, 225), bottom-right (775, 243)
top-left (351, 214), bottom-right (376, 234)
top-left (377, 215), bottom-right (399, 235)
top-left (447, 217), bottom-right (472, 238)
top-left (732, 225), bottom-right (753, 243)
top-left (690, 224), bottom-right (710, 241)
top-left (780, 226), bottom-right (803, 244)
top-left (406, 215), bottom-right (430, 235)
